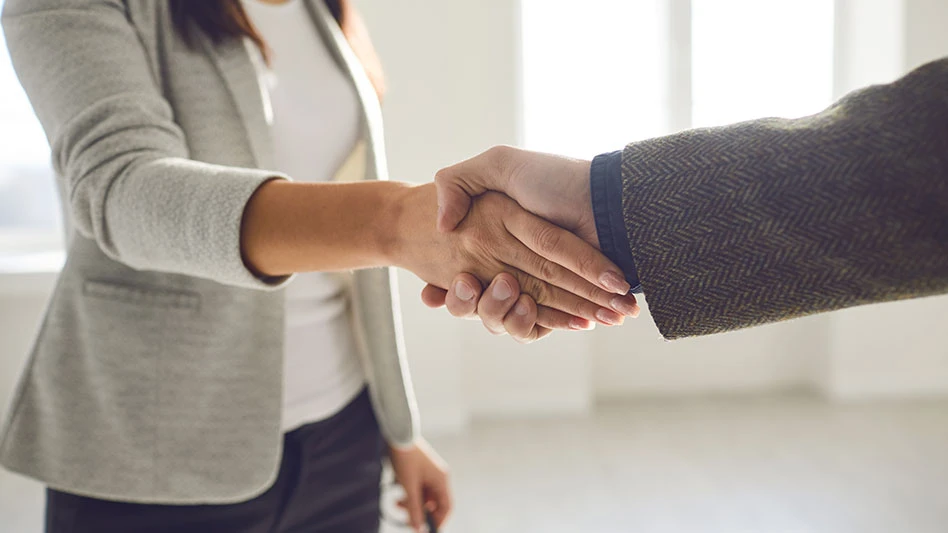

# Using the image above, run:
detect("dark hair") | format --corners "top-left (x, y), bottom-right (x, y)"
top-left (169, 0), bottom-right (344, 63)
top-left (169, 0), bottom-right (384, 99)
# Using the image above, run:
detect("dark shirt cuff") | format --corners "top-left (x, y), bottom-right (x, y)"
top-left (590, 150), bottom-right (642, 293)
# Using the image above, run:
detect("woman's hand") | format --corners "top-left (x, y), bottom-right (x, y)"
top-left (387, 183), bottom-right (635, 326)
top-left (421, 272), bottom-right (556, 342)
top-left (389, 440), bottom-right (452, 532)
top-left (422, 272), bottom-right (640, 343)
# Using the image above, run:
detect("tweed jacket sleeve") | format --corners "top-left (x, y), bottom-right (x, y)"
top-left (616, 58), bottom-right (948, 339)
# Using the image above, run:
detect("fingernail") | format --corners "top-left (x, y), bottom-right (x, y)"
top-left (492, 279), bottom-right (512, 300)
top-left (595, 308), bottom-right (622, 326)
top-left (600, 271), bottom-right (631, 295)
top-left (514, 300), bottom-right (529, 316)
top-left (455, 281), bottom-right (475, 301)
top-left (611, 296), bottom-right (638, 316)
top-left (569, 317), bottom-right (594, 330)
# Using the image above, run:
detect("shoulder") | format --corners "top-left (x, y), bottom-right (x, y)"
top-left (1, 0), bottom-right (166, 30)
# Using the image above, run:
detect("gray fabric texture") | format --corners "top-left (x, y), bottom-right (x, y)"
top-left (0, 0), bottom-right (418, 504)
top-left (620, 58), bottom-right (948, 339)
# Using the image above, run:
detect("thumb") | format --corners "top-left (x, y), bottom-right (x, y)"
top-left (401, 478), bottom-right (426, 532)
top-left (420, 283), bottom-right (448, 308)
top-left (434, 146), bottom-right (512, 232)
top-left (434, 168), bottom-right (475, 233)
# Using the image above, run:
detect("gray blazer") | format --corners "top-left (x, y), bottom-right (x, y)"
top-left (0, 0), bottom-right (419, 504)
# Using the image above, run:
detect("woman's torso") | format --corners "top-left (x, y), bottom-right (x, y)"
top-left (0, 0), bottom-right (417, 504)
top-left (242, 0), bottom-right (366, 432)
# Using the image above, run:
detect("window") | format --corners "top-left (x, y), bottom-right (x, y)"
top-left (520, 0), bottom-right (835, 157)
top-left (0, 0), bottom-right (65, 263)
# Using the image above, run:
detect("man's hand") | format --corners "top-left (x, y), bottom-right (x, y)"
top-left (435, 145), bottom-right (601, 252)
top-left (422, 271), bottom-right (640, 343)
top-left (425, 146), bottom-right (639, 342)
top-left (391, 184), bottom-right (631, 326)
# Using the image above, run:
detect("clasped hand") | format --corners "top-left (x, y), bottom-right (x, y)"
top-left (395, 147), bottom-right (640, 342)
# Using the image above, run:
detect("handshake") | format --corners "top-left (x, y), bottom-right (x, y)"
top-left (401, 145), bottom-right (640, 343)
top-left (248, 58), bottom-right (947, 345)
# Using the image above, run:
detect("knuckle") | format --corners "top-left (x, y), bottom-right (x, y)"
top-left (569, 296), bottom-right (591, 317)
top-left (536, 257), bottom-right (559, 282)
top-left (522, 276), bottom-right (551, 304)
top-left (433, 167), bottom-right (452, 185)
top-left (486, 144), bottom-right (511, 163)
top-left (533, 224), bottom-right (562, 255)
top-left (487, 145), bottom-right (518, 176)
top-left (576, 252), bottom-right (598, 279)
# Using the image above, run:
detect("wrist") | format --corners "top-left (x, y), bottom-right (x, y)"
top-left (380, 182), bottom-right (433, 269)
top-left (388, 439), bottom-right (421, 455)
top-left (568, 158), bottom-right (597, 246)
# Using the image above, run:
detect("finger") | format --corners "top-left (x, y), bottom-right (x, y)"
top-left (503, 294), bottom-right (536, 341)
top-left (477, 273), bottom-right (521, 335)
top-left (504, 260), bottom-right (626, 327)
top-left (502, 294), bottom-right (554, 343)
top-left (502, 219), bottom-right (640, 319)
top-left (421, 284), bottom-right (448, 308)
top-left (536, 305), bottom-right (593, 331)
top-left (428, 495), bottom-right (452, 529)
top-left (504, 205), bottom-right (631, 295)
top-left (434, 175), bottom-right (474, 233)
top-left (434, 146), bottom-right (510, 232)
top-left (504, 209), bottom-right (631, 300)
top-left (402, 480), bottom-right (426, 532)
top-left (426, 481), bottom-right (453, 528)
top-left (443, 273), bottom-right (483, 319)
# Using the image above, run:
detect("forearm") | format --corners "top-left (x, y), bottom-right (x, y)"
top-left (241, 179), bottom-right (412, 277)
top-left (608, 57), bottom-right (948, 339)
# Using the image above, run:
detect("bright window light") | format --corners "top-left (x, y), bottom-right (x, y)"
top-left (692, 0), bottom-right (835, 127)
top-left (0, 0), bottom-right (63, 253)
top-left (520, 0), bottom-right (669, 159)
top-left (521, 0), bottom-right (835, 156)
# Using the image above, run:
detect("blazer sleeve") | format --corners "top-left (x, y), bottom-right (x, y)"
top-left (619, 57), bottom-right (948, 339)
top-left (1, 0), bottom-right (290, 290)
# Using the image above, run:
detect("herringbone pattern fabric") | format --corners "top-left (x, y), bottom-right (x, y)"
top-left (622, 58), bottom-right (948, 339)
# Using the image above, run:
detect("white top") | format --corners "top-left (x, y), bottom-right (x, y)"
top-left (243, 0), bottom-right (366, 431)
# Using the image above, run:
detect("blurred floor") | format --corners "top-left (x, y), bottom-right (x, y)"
top-left (5, 395), bottom-right (948, 532)
top-left (422, 394), bottom-right (948, 533)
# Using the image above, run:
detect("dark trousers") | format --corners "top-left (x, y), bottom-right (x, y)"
top-left (46, 389), bottom-right (385, 533)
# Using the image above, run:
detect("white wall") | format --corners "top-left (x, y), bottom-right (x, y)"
top-left (822, 0), bottom-right (948, 400)
top-left (593, 304), bottom-right (827, 398)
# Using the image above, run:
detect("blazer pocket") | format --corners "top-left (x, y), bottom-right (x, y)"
top-left (82, 279), bottom-right (201, 313)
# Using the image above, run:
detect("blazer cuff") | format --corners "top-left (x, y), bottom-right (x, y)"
top-left (103, 159), bottom-right (295, 291)
top-left (591, 151), bottom-right (642, 293)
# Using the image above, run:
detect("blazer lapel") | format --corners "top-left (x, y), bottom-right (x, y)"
top-left (196, 32), bottom-right (275, 170)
